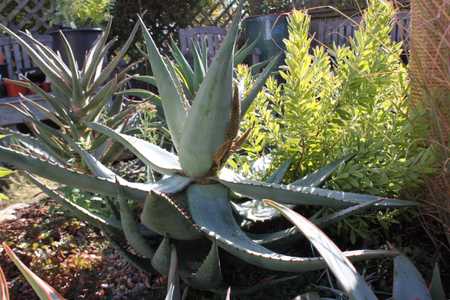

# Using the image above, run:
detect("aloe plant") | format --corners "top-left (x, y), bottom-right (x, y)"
top-left (0, 2), bottom-right (418, 295)
top-left (0, 20), bottom-right (141, 165)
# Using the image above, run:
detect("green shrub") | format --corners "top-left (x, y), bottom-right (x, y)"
top-left (232, 0), bottom-right (436, 197)
top-left (51, 0), bottom-right (111, 28)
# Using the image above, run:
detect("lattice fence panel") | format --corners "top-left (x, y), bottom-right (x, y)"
top-left (192, 0), bottom-right (244, 27)
top-left (0, 0), bottom-right (54, 33)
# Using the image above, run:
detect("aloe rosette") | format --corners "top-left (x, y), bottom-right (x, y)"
top-left (0, 21), bottom-right (141, 165)
top-left (0, 3), bottom-right (417, 294)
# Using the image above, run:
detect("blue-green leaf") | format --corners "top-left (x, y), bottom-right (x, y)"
top-left (292, 154), bottom-right (355, 187)
top-left (218, 178), bottom-right (416, 208)
top-left (139, 16), bottom-right (188, 150)
top-left (264, 200), bottom-right (377, 300)
top-left (178, 2), bottom-right (242, 177)
top-left (393, 255), bottom-right (431, 300)
top-left (186, 184), bottom-right (395, 273)
top-left (89, 122), bottom-right (182, 175)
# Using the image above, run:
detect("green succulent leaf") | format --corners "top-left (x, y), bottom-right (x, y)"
top-left (264, 200), bottom-right (377, 300)
top-left (234, 34), bottom-right (260, 65)
top-left (166, 245), bottom-right (181, 300)
top-left (88, 122), bottom-right (182, 175)
top-left (152, 236), bottom-right (172, 276)
top-left (139, 16), bottom-right (188, 150)
top-left (187, 241), bottom-right (223, 289)
top-left (266, 159), bottom-right (292, 184)
top-left (430, 263), bottom-right (446, 300)
top-left (292, 154), bottom-right (356, 187)
top-left (218, 177), bottom-right (416, 208)
top-left (141, 191), bottom-right (201, 240)
top-left (178, 2), bottom-right (242, 177)
top-left (117, 181), bottom-right (155, 259)
top-left (393, 255), bottom-right (432, 300)
top-left (186, 184), bottom-right (395, 273)
top-left (117, 88), bottom-right (160, 101)
top-left (0, 145), bottom-right (150, 202)
top-left (26, 173), bottom-right (121, 233)
top-left (240, 54), bottom-right (281, 118)
top-left (152, 175), bottom-right (192, 194)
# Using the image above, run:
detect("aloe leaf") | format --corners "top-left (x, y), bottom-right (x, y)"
top-left (218, 178), bottom-right (416, 208)
top-left (179, 3), bottom-right (242, 177)
top-left (264, 200), bottom-right (377, 300)
top-left (2, 129), bottom-right (68, 163)
top-left (141, 191), bottom-right (201, 240)
top-left (117, 181), bottom-right (155, 259)
top-left (107, 234), bottom-right (155, 274)
top-left (186, 184), bottom-right (395, 273)
top-left (152, 236), bottom-right (172, 276)
top-left (430, 263), bottom-right (446, 300)
top-left (187, 241), bottom-right (223, 289)
top-left (131, 75), bottom-right (157, 87)
top-left (81, 20), bottom-right (112, 88)
top-left (0, 25), bottom-right (72, 96)
top-left (191, 40), bottom-right (206, 85)
top-left (152, 175), bottom-right (192, 194)
top-left (89, 22), bottom-right (139, 93)
top-left (139, 16), bottom-right (188, 150)
top-left (0, 266), bottom-right (9, 300)
top-left (241, 54), bottom-right (281, 118)
top-left (292, 154), bottom-right (355, 187)
top-left (26, 173), bottom-right (121, 233)
top-left (0, 146), bottom-right (150, 202)
top-left (169, 39), bottom-right (196, 93)
top-left (117, 88), bottom-right (160, 101)
top-left (2, 243), bottom-right (66, 300)
top-left (88, 122), bottom-right (182, 175)
top-left (81, 76), bottom-right (118, 116)
top-left (58, 31), bottom-right (82, 106)
top-left (393, 255), bottom-right (431, 300)
top-left (266, 159), bottom-right (292, 184)
top-left (166, 245), bottom-right (181, 300)
top-left (234, 34), bottom-right (260, 65)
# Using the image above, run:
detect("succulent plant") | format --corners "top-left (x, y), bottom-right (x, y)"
top-left (0, 2), bottom-right (418, 296)
top-left (0, 20), bottom-right (141, 165)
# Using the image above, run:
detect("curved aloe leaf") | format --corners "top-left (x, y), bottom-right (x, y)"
top-left (0, 145), bottom-right (150, 202)
top-left (89, 122), bottom-right (182, 175)
top-left (0, 266), bottom-right (9, 300)
top-left (141, 191), bottom-right (201, 240)
top-left (166, 245), bottom-right (181, 300)
top-left (264, 200), bottom-right (377, 300)
top-left (186, 241), bottom-right (223, 289)
top-left (152, 175), bottom-right (192, 194)
top-left (266, 159), bottom-right (292, 184)
top-left (292, 154), bottom-right (355, 187)
top-left (152, 236), bottom-right (172, 276)
top-left (430, 263), bottom-right (446, 300)
top-left (178, 2), bottom-right (242, 177)
top-left (139, 16), bottom-right (188, 150)
top-left (218, 178), bottom-right (416, 208)
top-left (186, 184), bottom-right (395, 273)
top-left (2, 243), bottom-right (66, 300)
top-left (240, 54), bottom-right (281, 118)
top-left (117, 88), bottom-right (160, 101)
top-left (117, 181), bottom-right (155, 259)
top-left (26, 173), bottom-right (122, 234)
top-left (393, 255), bottom-right (432, 300)
top-left (234, 34), bottom-right (260, 65)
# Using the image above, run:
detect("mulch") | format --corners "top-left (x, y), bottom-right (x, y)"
top-left (0, 200), bottom-right (166, 300)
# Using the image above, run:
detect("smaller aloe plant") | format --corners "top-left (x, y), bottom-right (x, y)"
top-left (0, 20), bottom-right (141, 165)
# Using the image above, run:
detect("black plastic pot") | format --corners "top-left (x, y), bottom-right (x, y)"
top-left (51, 28), bottom-right (103, 68)
top-left (241, 13), bottom-right (289, 66)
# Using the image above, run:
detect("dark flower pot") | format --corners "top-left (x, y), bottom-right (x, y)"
top-left (50, 28), bottom-right (103, 68)
top-left (241, 13), bottom-right (289, 66)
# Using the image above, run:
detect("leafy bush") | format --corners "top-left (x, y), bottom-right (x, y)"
top-left (233, 0), bottom-right (436, 197)
top-left (51, 0), bottom-right (111, 28)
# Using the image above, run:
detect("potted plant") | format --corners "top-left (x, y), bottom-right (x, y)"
top-left (49, 0), bottom-right (111, 67)
top-left (242, 0), bottom-right (292, 64)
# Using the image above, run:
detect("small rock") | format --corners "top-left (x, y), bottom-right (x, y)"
top-left (0, 203), bottom-right (29, 224)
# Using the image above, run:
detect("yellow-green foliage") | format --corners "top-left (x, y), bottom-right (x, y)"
top-left (232, 0), bottom-right (435, 197)
top-left (52, 0), bottom-right (111, 28)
